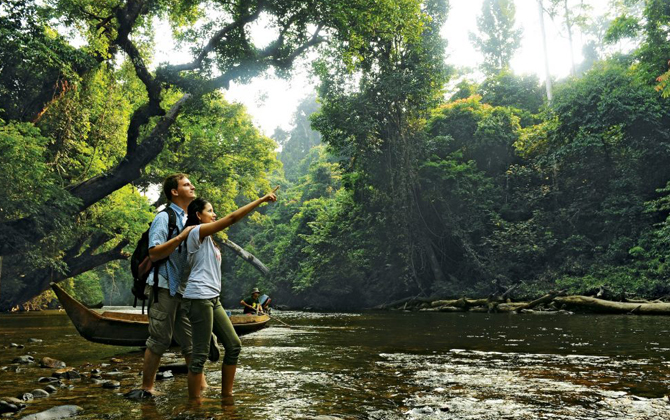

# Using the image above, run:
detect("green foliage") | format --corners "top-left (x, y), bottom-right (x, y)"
top-left (604, 15), bottom-right (642, 43)
top-left (62, 271), bottom-right (104, 306)
top-left (0, 121), bottom-right (65, 221)
top-left (477, 70), bottom-right (545, 120)
top-left (469, 0), bottom-right (522, 74)
top-left (277, 94), bottom-right (322, 183)
top-left (150, 92), bottom-right (280, 219)
top-left (0, 0), bottom-right (95, 122)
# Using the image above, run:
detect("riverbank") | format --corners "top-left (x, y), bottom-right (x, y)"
top-left (376, 291), bottom-right (670, 315)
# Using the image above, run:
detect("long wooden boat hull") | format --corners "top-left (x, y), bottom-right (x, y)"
top-left (51, 283), bottom-right (269, 347)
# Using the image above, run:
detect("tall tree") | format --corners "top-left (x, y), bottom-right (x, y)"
top-left (275, 94), bottom-right (322, 183)
top-left (547, 0), bottom-right (592, 76)
top-left (0, 0), bottom-right (429, 308)
top-left (537, 0), bottom-right (553, 101)
top-left (469, 0), bottom-right (523, 74)
top-left (312, 0), bottom-right (450, 303)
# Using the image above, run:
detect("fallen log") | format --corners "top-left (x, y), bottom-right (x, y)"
top-left (438, 306), bottom-right (467, 312)
top-left (515, 290), bottom-right (567, 312)
top-left (431, 298), bottom-right (489, 309)
top-left (495, 303), bottom-right (528, 313)
top-left (554, 296), bottom-right (670, 315)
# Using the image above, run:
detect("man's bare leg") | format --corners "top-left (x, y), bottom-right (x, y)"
top-left (142, 348), bottom-right (162, 394)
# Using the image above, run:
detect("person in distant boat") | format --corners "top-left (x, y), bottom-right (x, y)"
top-left (241, 288), bottom-right (271, 314)
top-left (182, 188), bottom-right (278, 402)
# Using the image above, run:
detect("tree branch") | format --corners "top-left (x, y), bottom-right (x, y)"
top-left (166, 2), bottom-right (265, 73)
top-left (0, 94), bottom-right (190, 257)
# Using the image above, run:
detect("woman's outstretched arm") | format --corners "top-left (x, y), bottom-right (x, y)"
top-left (199, 187), bottom-right (278, 241)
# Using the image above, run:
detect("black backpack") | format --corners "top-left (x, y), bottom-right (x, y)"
top-left (130, 207), bottom-right (179, 313)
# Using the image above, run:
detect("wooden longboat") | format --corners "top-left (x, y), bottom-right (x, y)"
top-left (51, 283), bottom-right (270, 347)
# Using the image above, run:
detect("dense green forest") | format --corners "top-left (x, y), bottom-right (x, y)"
top-left (0, 0), bottom-right (669, 311)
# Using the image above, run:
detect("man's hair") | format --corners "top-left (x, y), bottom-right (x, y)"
top-left (162, 173), bottom-right (188, 202)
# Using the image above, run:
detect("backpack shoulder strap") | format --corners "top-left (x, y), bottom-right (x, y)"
top-left (163, 206), bottom-right (179, 239)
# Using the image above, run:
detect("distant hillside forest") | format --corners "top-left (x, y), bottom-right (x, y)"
top-left (1, 0), bottom-right (669, 310)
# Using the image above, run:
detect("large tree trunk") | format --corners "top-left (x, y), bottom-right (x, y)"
top-left (0, 237), bottom-right (128, 311)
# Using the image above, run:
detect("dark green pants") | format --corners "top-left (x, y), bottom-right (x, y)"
top-left (183, 297), bottom-right (241, 373)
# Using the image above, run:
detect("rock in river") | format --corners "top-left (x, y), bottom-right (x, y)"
top-left (3, 398), bottom-right (26, 408)
top-left (12, 356), bottom-right (35, 364)
top-left (37, 378), bottom-right (60, 384)
top-left (156, 370), bottom-right (173, 380)
top-left (29, 389), bottom-right (49, 399)
top-left (26, 339), bottom-right (43, 344)
top-left (52, 369), bottom-right (80, 380)
top-left (40, 358), bottom-right (66, 369)
top-left (18, 405), bottom-right (83, 420)
top-left (0, 401), bottom-right (21, 414)
top-left (43, 386), bottom-right (58, 394)
top-left (102, 381), bottom-right (120, 389)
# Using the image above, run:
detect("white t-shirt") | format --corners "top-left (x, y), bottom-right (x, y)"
top-left (183, 225), bottom-right (222, 299)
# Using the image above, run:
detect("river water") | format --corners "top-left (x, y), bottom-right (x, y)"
top-left (1, 310), bottom-right (669, 419)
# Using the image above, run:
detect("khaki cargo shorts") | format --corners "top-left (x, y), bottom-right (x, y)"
top-left (145, 285), bottom-right (193, 356)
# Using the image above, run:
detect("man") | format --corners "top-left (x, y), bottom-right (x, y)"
top-left (241, 287), bottom-right (271, 314)
top-left (133, 173), bottom-right (198, 398)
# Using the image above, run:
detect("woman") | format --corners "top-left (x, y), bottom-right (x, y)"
top-left (181, 188), bottom-right (277, 401)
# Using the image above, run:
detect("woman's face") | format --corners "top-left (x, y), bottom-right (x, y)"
top-left (197, 202), bottom-right (217, 224)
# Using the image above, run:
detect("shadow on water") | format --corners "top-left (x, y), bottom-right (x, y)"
top-left (1, 310), bottom-right (669, 419)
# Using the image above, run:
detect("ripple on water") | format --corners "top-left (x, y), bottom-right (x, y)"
top-left (375, 351), bottom-right (670, 420)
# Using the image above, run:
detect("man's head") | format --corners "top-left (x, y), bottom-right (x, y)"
top-left (162, 173), bottom-right (196, 206)
top-left (251, 287), bottom-right (260, 298)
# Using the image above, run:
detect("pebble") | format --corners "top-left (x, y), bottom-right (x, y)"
top-left (40, 358), bottom-right (66, 369)
top-left (156, 370), bottom-right (173, 380)
top-left (110, 358), bottom-right (123, 364)
top-left (43, 386), bottom-right (58, 394)
top-left (9, 343), bottom-right (19, 348)
top-left (17, 404), bottom-right (83, 420)
top-left (26, 338), bottom-right (43, 343)
top-left (0, 401), bottom-right (20, 414)
top-left (90, 374), bottom-right (102, 380)
top-left (3, 398), bottom-right (25, 407)
top-left (103, 372), bottom-right (123, 377)
top-left (90, 369), bottom-right (101, 374)
top-left (29, 389), bottom-right (50, 399)
top-left (38, 378), bottom-right (60, 384)
top-left (53, 369), bottom-right (80, 380)
top-left (17, 394), bottom-right (33, 402)
top-left (102, 381), bottom-right (120, 389)
top-left (12, 356), bottom-right (35, 364)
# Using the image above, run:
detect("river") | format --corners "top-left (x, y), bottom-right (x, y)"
top-left (1, 310), bottom-right (669, 419)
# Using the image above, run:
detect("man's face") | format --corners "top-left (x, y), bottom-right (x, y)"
top-left (173, 177), bottom-right (196, 201)
top-left (252, 292), bottom-right (260, 300)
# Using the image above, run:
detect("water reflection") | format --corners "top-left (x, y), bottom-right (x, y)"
top-left (0, 310), bottom-right (669, 419)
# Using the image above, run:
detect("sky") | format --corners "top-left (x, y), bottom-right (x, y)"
top-left (154, 0), bottom-right (615, 135)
